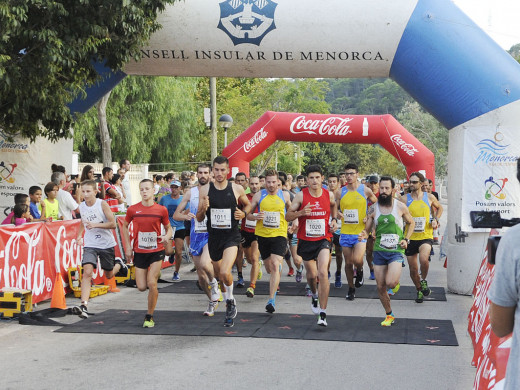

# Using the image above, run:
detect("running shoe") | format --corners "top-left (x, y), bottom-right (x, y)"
top-left (143, 315), bottom-right (155, 328)
top-left (381, 314), bottom-right (395, 327)
top-left (420, 280), bottom-right (431, 296)
top-left (209, 281), bottom-right (220, 301)
top-left (72, 304), bottom-right (89, 319)
top-left (346, 287), bottom-right (356, 301)
top-left (218, 286), bottom-right (224, 302)
top-left (190, 266), bottom-right (197, 272)
top-left (115, 258), bottom-right (128, 277)
top-left (287, 268), bottom-right (294, 277)
top-left (355, 269), bottom-right (364, 288)
top-left (295, 265), bottom-right (304, 283)
top-left (266, 299), bottom-right (275, 313)
top-left (305, 284), bottom-right (312, 297)
top-left (392, 283), bottom-right (401, 294)
top-left (334, 271), bottom-right (342, 288)
top-left (172, 271), bottom-right (180, 282)
top-left (387, 288), bottom-right (395, 296)
top-left (224, 299), bottom-right (237, 327)
top-left (246, 287), bottom-right (255, 298)
top-left (317, 312), bottom-right (327, 327)
top-left (369, 270), bottom-right (375, 280)
top-left (203, 300), bottom-right (219, 317)
top-left (257, 262), bottom-right (263, 280)
top-left (415, 290), bottom-right (424, 303)
top-left (236, 276), bottom-right (245, 288)
top-left (311, 296), bottom-right (320, 314)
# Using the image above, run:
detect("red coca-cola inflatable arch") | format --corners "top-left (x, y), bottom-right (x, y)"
top-left (222, 111), bottom-right (435, 181)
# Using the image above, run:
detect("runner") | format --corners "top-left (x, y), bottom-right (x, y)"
top-left (240, 175), bottom-right (262, 298)
top-left (159, 180), bottom-right (187, 282)
top-left (365, 175), bottom-right (380, 281)
top-left (247, 169), bottom-right (291, 313)
top-left (335, 163), bottom-right (377, 301)
top-left (327, 173), bottom-right (344, 288)
top-left (196, 156), bottom-right (251, 327)
top-left (359, 177), bottom-right (415, 326)
top-left (173, 164), bottom-right (221, 316)
top-left (286, 165), bottom-right (338, 327)
top-left (73, 180), bottom-right (119, 318)
top-left (399, 172), bottom-right (443, 303)
top-left (121, 179), bottom-right (173, 328)
top-left (233, 172), bottom-right (249, 287)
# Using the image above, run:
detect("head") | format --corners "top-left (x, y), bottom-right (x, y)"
top-left (13, 203), bottom-right (29, 219)
top-left (44, 182), bottom-right (59, 199)
top-left (156, 174), bottom-right (164, 185)
top-left (421, 179), bottom-right (430, 193)
top-left (378, 176), bottom-right (395, 206)
top-left (139, 179), bottom-right (154, 201)
top-left (119, 159), bottom-right (130, 170)
top-left (260, 169), bottom-right (278, 194)
top-left (110, 173), bottom-right (122, 186)
top-left (249, 176), bottom-right (261, 194)
top-left (80, 165), bottom-right (95, 182)
top-left (339, 172), bottom-right (347, 186)
top-left (51, 164), bottom-right (66, 174)
top-left (235, 172), bottom-right (248, 189)
top-left (327, 173), bottom-right (339, 192)
top-left (117, 168), bottom-right (126, 179)
top-left (305, 165), bottom-right (323, 190)
top-left (29, 186), bottom-right (43, 203)
top-left (14, 193), bottom-right (29, 207)
top-left (368, 175), bottom-right (379, 193)
top-left (170, 180), bottom-right (181, 197)
top-left (197, 164), bottom-right (211, 186)
top-left (409, 172), bottom-right (426, 192)
top-left (403, 181), bottom-right (409, 190)
top-left (278, 171), bottom-right (288, 183)
top-left (80, 180), bottom-right (98, 200)
top-left (164, 173), bottom-right (174, 183)
top-left (344, 163), bottom-right (359, 185)
top-left (102, 167), bottom-right (113, 181)
top-left (212, 156), bottom-right (229, 183)
top-left (286, 174), bottom-right (293, 188)
top-left (258, 175), bottom-right (266, 188)
top-left (51, 171), bottom-right (66, 188)
top-left (296, 175), bottom-right (305, 188)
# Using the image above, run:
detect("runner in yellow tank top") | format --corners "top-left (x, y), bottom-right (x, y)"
top-left (399, 172), bottom-right (443, 303)
top-left (334, 163), bottom-right (377, 301)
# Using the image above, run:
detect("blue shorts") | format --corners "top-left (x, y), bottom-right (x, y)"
top-left (190, 231), bottom-right (209, 257)
top-left (339, 234), bottom-right (366, 248)
top-left (373, 251), bottom-right (405, 266)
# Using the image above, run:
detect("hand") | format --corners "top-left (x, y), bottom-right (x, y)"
top-left (399, 239), bottom-right (408, 249)
top-left (202, 195), bottom-right (210, 210)
top-left (77, 237), bottom-right (84, 246)
top-left (234, 209), bottom-right (245, 220)
top-left (256, 211), bottom-right (265, 220)
top-left (85, 221), bottom-right (97, 230)
top-left (329, 220), bottom-right (338, 232)
top-left (158, 234), bottom-right (168, 244)
top-left (186, 212), bottom-right (196, 220)
top-left (125, 249), bottom-right (134, 263)
top-left (358, 230), bottom-right (368, 241)
top-left (432, 219), bottom-right (439, 229)
top-left (301, 202), bottom-right (313, 216)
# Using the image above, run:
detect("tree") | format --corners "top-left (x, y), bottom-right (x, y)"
top-left (0, 0), bottom-right (176, 140)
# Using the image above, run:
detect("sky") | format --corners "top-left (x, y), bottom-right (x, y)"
top-left (452, 0), bottom-right (520, 50)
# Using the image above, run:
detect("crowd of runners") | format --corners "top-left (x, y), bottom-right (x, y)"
top-left (73, 156), bottom-right (443, 329)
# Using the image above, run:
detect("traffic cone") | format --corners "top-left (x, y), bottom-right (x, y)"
top-left (50, 273), bottom-right (67, 309)
top-left (105, 275), bottom-right (120, 293)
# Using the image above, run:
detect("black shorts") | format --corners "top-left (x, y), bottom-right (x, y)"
top-left (240, 230), bottom-right (257, 248)
top-left (297, 239), bottom-right (331, 261)
top-left (133, 250), bottom-right (165, 269)
top-left (184, 220), bottom-right (191, 236)
top-left (82, 247), bottom-right (115, 271)
top-left (405, 239), bottom-right (434, 256)
top-left (332, 232), bottom-right (341, 247)
top-left (208, 231), bottom-right (241, 262)
top-left (174, 228), bottom-right (186, 240)
top-left (257, 236), bottom-right (287, 259)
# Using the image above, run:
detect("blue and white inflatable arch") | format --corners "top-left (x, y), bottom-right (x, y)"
top-left (70, 0), bottom-right (520, 294)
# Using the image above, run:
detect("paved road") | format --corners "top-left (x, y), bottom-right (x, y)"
top-left (0, 201), bottom-right (477, 389)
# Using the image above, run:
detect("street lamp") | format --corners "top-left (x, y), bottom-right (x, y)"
top-left (219, 114), bottom-right (233, 147)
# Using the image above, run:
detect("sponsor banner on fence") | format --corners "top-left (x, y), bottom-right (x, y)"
top-left (462, 127), bottom-right (520, 231)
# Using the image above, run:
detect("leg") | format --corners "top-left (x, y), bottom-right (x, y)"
top-left (407, 253), bottom-right (421, 290)
top-left (374, 265), bottom-right (390, 313)
top-left (245, 242), bottom-right (260, 286)
top-left (265, 254), bottom-right (282, 299)
top-left (174, 237), bottom-right (184, 273)
top-left (316, 249), bottom-right (330, 310)
top-left (418, 243), bottom-right (432, 281)
top-left (366, 235), bottom-right (375, 278)
top-left (80, 264), bottom-right (95, 303)
top-left (343, 246), bottom-right (355, 288)
top-left (220, 246), bottom-right (239, 297)
top-left (235, 246), bottom-right (244, 286)
top-left (352, 242), bottom-right (367, 278)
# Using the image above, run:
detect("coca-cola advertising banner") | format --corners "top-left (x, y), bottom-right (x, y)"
top-left (223, 111), bottom-right (435, 180)
top-left (124, 0), bottom-right (418, 78)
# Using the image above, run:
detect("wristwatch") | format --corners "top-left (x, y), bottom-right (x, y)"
top-left (405, 238), bottom-right (410, 244)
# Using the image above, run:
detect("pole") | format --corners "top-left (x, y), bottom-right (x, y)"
top-left (224, 128), bottom-right (228, 148)
top-left (210, 77), bottom-right (217, 160)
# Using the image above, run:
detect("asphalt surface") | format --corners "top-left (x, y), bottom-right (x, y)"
top-left (0, 201), bottom-right (477, 389)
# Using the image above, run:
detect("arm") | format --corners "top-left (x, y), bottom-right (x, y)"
top-left (88, 201), bottom-right (116, 230)
top-left (429, 194), bottom-right (443, 228)
top-left (196, 185), bottom-right (209, 222)
top-left (106, 187), bottom-right (121, 200)
top-left (173, 189), bottom-right (192, 221)
top-left (76, 220), bottom-right (85, 246)
top-left (286, 192), bottom-right (310, 222)
top-left (246, 192), bottom-right (264, 221)
top-left (159, 223), bottom-right (173, 244)
top-left (329, 191), bottom-right (338, 232)
top-left (359, 204), bottom-right (375, 241)
top-left (365, 186), bottom-right (377, 204)
top-left (489, 302), bottom-right (515, 337)
top-left (234, 184), bottom-right (251, 219)
top-left (334, 189), bottom-right (343, 220)
top-left (121, 219), bottom-right (133, 261)
top-left (399, 202), bottom-right (415, 248)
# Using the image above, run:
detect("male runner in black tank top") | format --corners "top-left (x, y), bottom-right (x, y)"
top-left (197, 156), bottom-right (251, 327)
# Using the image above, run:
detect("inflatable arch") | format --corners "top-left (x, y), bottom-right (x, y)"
top-left (222, 112), bottom-right (435, 180)
top-left (68, 0), bottom-right (520, 295)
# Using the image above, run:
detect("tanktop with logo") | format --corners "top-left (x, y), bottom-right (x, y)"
top-left (80, 199), bottom-right (116, 249)
top-left (405, 192), bottom-right (433, 240)
top-left (297, 187), bottom-right (331, 241)
top-left (374, 202), bottom-right (404, 253)
top-left (255, 189), bottom-right (287, 238)
top-left (190, 186), bottom-right (209, 236)
top-left (340, 184), bottom-right (367, 235)
top-left (241, 193), bottom-right (257, 233)
top-left (206, 182), bottom-right (238, 235)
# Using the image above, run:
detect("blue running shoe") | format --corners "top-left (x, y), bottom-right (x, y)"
top-left (172, 271), bottom-right (180, 282)
top-left (334, 271), bottom-right (342, 288)
top-left (266, 298), bottom-right (275, 313)
top-left (369, 270), bottom-right (375, 280)
top-left (236, 276), bottom-right (245, 288)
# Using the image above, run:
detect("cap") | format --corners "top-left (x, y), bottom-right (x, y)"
top-left (368, 175), bottom-right (378, 183)
top-left (170, 180), bottom-right (181, 187)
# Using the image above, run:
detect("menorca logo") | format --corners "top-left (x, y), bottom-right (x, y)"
top-left (218, 0), bottom-right (277, 46)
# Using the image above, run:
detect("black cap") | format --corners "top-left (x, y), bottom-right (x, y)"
top-left (368, 175), bottom-right (378, 183)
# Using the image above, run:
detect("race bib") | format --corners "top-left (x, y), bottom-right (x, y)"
top-left (413, 217), bottom-right (426, 233)
top-left (343, 209), bottom-right (359, 224)
top-left (306, 219), bottom-right (326, 238)
top-left (245, 218), bottom-right (257, 229)
top-left (380, 234), bottom-right (399, 250)
top-left (211, 208), bottom-right (232, 229)
top-left (138, 231), bottom-right (157, 250)
top-left (194, 217), bottom-right (208, 233)
top-left (263, 211), bottom-right (280, 229)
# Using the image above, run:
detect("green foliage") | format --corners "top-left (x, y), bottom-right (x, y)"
top-left (73, 76), bottom-right (202, 164)
top-left (508, 43), bottom-right (520, 63)
top-left (0, 0), bottom-right (176, 140)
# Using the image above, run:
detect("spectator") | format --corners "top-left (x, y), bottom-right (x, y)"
top-left (42, 182), bottom-right (60, 220)
top-left (28, 186), bottom-right (50, 222)
top-left (51, 171), bottom-right (79, 220)
top-left (119, 159), bottom-right (132, 206)
top-left (101, 167), bottom-right (121, 214)
top-left (2, 193), bottom-right (31, 225)
top-left (80, 165), bottom-right (95, 182)
top-left (110, 173), bottom-right (126, 213)
top-left (12, 204), bottom-right (30, 226)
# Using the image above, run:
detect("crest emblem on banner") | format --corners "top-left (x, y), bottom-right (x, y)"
top-left (218, 0), bottom-right (277, 46)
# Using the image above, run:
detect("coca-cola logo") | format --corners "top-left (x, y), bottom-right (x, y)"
top-left (290, 116), bottom-right (353, 136)
top-left (390, 134), bottom-right (419, 156)
top-left (244, 129), bottom-right (268, 153)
